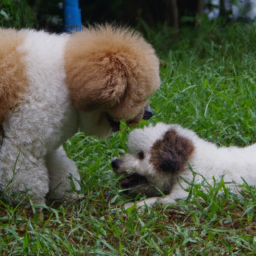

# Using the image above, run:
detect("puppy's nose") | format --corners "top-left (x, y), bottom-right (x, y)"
top-left (111, 158), bottom-right (122, 170)
top-left (143, 103), bottom-right (153, 120)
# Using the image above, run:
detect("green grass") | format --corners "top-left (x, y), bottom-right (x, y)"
top-left (2, 22), bottom-right (256, 255)
top-left (0, 0), bottom-right (35, 29)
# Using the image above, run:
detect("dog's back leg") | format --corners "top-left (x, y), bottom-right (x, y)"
top-left (0, 138), bottom-right (49, 204)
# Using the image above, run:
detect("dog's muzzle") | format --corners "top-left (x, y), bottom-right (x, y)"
top-left (143, 103), bottom-right (153, 120)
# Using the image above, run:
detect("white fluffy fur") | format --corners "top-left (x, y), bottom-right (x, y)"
top-left (113, 123), bottom-right (256, 208)
top-left (0, 31), bottom-right (80, 203)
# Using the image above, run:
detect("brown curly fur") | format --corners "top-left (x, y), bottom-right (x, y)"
top-left (0, 29), bottom-right (28, 124)
top-left (64, 25), bottom-right (160, 123)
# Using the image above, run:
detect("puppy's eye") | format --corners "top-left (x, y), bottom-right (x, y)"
top-left (137, 151), bottom-right (144, 160)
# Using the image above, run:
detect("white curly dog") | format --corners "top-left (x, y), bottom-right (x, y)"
top-left (112, 123), bottom-right (256, 208)
top-left (0, 25), bottom-right (160, 204)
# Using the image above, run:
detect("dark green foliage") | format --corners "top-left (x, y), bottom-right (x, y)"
top-left (0, 0), bottom-right (35, 28)
top-left (27, 0), bottom-right (63, 31)
top-left (140, 19), bottom-right (256, 59)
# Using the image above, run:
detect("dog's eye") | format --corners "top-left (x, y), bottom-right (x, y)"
top-left (137, 151), bottom-right (144, 160)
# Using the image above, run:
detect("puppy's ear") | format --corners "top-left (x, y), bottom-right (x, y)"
top-left (66, 54), bottom-right (128, 112)
top-left (158, 149), bottom-right (182, 173)
top-left (150, 129), bottom-right (194, 173)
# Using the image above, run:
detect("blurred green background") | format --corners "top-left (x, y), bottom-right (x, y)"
top-left (1, 0), bottom-right (254, 32)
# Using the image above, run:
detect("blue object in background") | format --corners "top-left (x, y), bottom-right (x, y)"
top-left (63, 0), bottom-right (82, 32)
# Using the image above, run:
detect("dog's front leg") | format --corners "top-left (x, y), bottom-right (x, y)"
top-left (46, 146), bottom-right (81, 201)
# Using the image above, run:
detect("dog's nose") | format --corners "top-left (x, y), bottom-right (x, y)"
top-left (143, 103), bottom-right (153, 120)
top-left (111, 158), bottom-right (122, 170)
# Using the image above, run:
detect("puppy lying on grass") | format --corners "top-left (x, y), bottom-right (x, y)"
top-left (112, 122), bottom-right (256, 208)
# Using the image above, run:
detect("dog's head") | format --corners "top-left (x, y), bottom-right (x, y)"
top-left (112, 123), bottom-right (194, 197)
top-left (65, 25), bottom-right (160, 136)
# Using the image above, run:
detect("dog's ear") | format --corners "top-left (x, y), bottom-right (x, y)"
top-left (66, 54), bottom-right (128, 112)
top-left (150, 129), bottom-right (194, 173)
top-left (65, 25), bottom-right (161, 115)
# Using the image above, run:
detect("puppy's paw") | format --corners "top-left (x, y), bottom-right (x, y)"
top-left (124, 198), bottom-right (158, 210)
top-left (124, 196), bottom-right (176, 211)
top-left (67, 193), bottom-right (84, 201)
top-left (124, 202), bottom-right (136, 210)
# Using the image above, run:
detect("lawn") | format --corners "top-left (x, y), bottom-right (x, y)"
top-left (1, 22), bottom-right (256, 255)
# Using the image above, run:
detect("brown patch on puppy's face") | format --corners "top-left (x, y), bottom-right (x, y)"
top-left (0, 29), bottom-right (28, 124)
top-left (65, 25), bottom-right (160, 126)
top-left (150, 129), bottom-right (194, 173)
